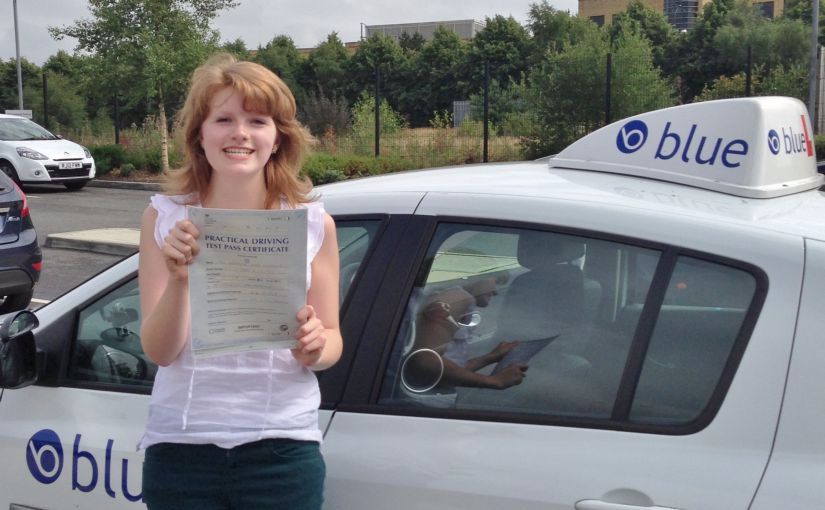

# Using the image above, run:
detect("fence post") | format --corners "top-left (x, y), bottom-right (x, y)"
top-left (114, 95), bottom-right (120, 145)
top-left (745, 45), bottom-right (753, 97)
top-left (483, 61), bottom-right (490, 163)
top-left (374, 66), bottom-right (380, 158)
top-left (42, 72), bottom-right (48, 129)
top-left (605, 53), bottom-right (612, 125)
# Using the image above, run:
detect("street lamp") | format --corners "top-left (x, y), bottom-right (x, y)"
top-left (13, 0), bottom-right (24, 109)
top-left (809, 0), bottom-right (820, 125)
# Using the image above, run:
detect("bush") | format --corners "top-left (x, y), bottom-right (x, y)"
top-left (119, 163), bottom-right (136, 177)
top-left (90, 144), bottom-right (126, 175)
top-left (302, 153), bottom-right (410, 185)
top-left (122, 147), bottom-right (170, 174)
top-left (815, 135), bottom-right (825, 160)
top-left (299, 90), bottom-right (352, 137)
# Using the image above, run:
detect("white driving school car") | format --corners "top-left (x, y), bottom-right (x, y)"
top-left (1, 97), bottom-right (823, 510)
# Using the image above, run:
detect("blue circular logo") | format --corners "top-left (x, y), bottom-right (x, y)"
top-left (616, 120), bottom-right (648, 154)
top-left (767, 129), bottom-right (781, 155)
top-left (26, 429), bottom-right (63, 484)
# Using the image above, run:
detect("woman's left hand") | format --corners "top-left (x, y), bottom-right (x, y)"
top-left (292, 305), bottom-right (326, 367)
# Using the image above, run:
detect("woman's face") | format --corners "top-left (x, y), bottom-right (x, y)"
top-left (200, 87), bottom-right (278, 180)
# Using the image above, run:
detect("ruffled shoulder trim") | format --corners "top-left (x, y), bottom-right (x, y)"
top-left (304, 201), bottom-right (326, 262)
top-left (149, 194), bottom-right (196, 248)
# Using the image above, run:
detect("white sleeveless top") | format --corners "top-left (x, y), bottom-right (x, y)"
top-left (139, 194), bottom-right (326, 450)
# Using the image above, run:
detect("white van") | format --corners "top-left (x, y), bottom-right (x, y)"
top-left (1, 97), bottom-right (823, 509)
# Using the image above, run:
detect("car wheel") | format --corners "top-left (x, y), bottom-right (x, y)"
top-left (0, 288), bottom-right (34, 314)
top-left (64, 181), bottom-right (88, 191)
top-left (0, 161), bottom-right (20, 185)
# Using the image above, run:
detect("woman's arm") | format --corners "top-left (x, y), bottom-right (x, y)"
top-left (292, 213), bottom-right (343, 370)
top-left (138, 206), bottom-right (199, 366)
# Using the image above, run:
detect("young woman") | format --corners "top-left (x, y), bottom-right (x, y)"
top-left (137, 53), bottom-right (341, 510)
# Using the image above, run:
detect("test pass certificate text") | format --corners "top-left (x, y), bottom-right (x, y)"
top-left (187, 206), bottom-right (307, 357)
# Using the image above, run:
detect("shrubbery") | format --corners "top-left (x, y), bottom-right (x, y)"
top-left (302, 153), bottom-right (411, 185)
top-left (89, 145), bottom-right (126, 175)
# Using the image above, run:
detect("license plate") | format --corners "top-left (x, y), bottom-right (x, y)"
top-left (58, 161), bottom-right (83, 170)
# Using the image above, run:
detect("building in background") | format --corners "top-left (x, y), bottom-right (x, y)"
top-left (579, 0), bottom-right (783, 30)
top-left (363, 19), bottom-right (485, 42)
top-left (298, 19), bottom-right (485, 57)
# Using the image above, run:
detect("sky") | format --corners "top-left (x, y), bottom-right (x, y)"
top-left (2, 0), bottom-right (579, 66)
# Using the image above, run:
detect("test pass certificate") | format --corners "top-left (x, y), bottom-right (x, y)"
top-left (187, 206), bottom-right (307, 358)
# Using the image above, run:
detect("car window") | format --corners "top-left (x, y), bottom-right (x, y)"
top-left (336, 220), bottom-right (381, 304)
top-left (67, 277), bottom-right (152, 388)
top-left (378, 223), bottom-right (758, 428)
top-left (0, 117), bottom-right (56, 141)
top-left (630, 256), bottom-right (756, 424)
top-left (65, 219), bottom-right (381, 389)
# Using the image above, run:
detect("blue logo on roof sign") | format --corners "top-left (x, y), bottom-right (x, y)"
top-left (767, 129), bottom-right (781, 155)
top-left (27, 429), bottom-right (63, 484)
top-left (617, 120), bottom-right (648, 154)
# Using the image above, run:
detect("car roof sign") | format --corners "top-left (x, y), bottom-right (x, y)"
top-left (549, 97), bottom-right (825, 199)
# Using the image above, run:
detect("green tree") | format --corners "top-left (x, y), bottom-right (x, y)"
top-left (398, 32), bottom-right (426, 53)
top-left (253, 35), bottom-right (303, 96)
top-left (783, 0), bottom-right (825, 44)
top-left (609, 32), bottom-right (675, 120)
top-left (349, 92), bottom-right (407, 156)
top-left (609, 0), bottom-right (676, 70)
top-left (466, 15), bottom-right (534, 92)
top-left (0, 57), bottom-right (40, 112)
top-left (25, 73), bottom-right (88, 132)
top-left (221, 38), bottom-right (250, 59)
top-left (50, 0), bottom-right (236, 171)
top-left (527, 1), bottom-right (593, 58)
top-left (526, 27), bottom-right (674, 157)
top-left (714, 3), bottom-right (808, 71)
top-left (400, 27), bottom-right (469, 127)
top-left (345, 34), bottom-right (405, 106)
top-left (670, 0), bottom-right (736, 100)
top-left (298, 32), bottom-right (350, 100)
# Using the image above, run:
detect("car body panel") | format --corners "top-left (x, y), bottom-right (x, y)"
top-left (750, 239), bottom-right (825, 510)
top-left (321, 191), bottom-right (804, 510)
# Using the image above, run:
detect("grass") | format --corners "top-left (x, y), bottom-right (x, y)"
top-left (69, 124), bottom-right (526, 180)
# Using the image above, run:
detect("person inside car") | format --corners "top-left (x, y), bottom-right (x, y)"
top-left (405, 278), bottom-right (528, 402)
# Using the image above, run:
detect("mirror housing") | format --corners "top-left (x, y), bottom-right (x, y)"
top-left (0, 310), bottom-right (39, 389)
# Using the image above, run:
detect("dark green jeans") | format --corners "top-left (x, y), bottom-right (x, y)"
top-left (142, 439), bottom-right (325, 510)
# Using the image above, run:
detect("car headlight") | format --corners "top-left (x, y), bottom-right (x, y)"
top-left (82, 147), bottom-right (92, 159)
top-left (16, 147), bottom-right (49, 160)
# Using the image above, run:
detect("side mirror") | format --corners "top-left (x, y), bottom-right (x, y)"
top-left (0, 310), bottom-right (39, 389)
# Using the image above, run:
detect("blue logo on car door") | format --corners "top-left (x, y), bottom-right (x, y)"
top-left (26, 429), bottom-right (64, 484)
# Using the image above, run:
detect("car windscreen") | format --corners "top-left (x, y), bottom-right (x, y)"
top-left (0, 118), bottom-right (57, 141)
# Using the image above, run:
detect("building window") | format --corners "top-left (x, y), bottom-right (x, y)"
top-left (589, 15), bottom-right (605, 27)
top-left (754, 1), bottom-right (775, 18)
top-left (664, 0), bottom-right (699, 30)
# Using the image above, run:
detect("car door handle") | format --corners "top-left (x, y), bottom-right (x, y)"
top-left (576, 500), bottom-right (680, 510)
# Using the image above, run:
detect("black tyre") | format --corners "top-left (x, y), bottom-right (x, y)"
top-left (0, 288), bottom-right (34, 314)
top-left (64, 181), bottom-right (88, 191)
top-left (0, 161), bottom-right (20, 185)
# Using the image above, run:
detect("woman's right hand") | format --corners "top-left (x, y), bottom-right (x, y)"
top-left (161, 219), bottom-right (200, 281)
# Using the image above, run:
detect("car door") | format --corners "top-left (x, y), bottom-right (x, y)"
top-left (0, 215), bottom-right (388, 510)
top-left (321, 192), bottom-right (803, 510)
